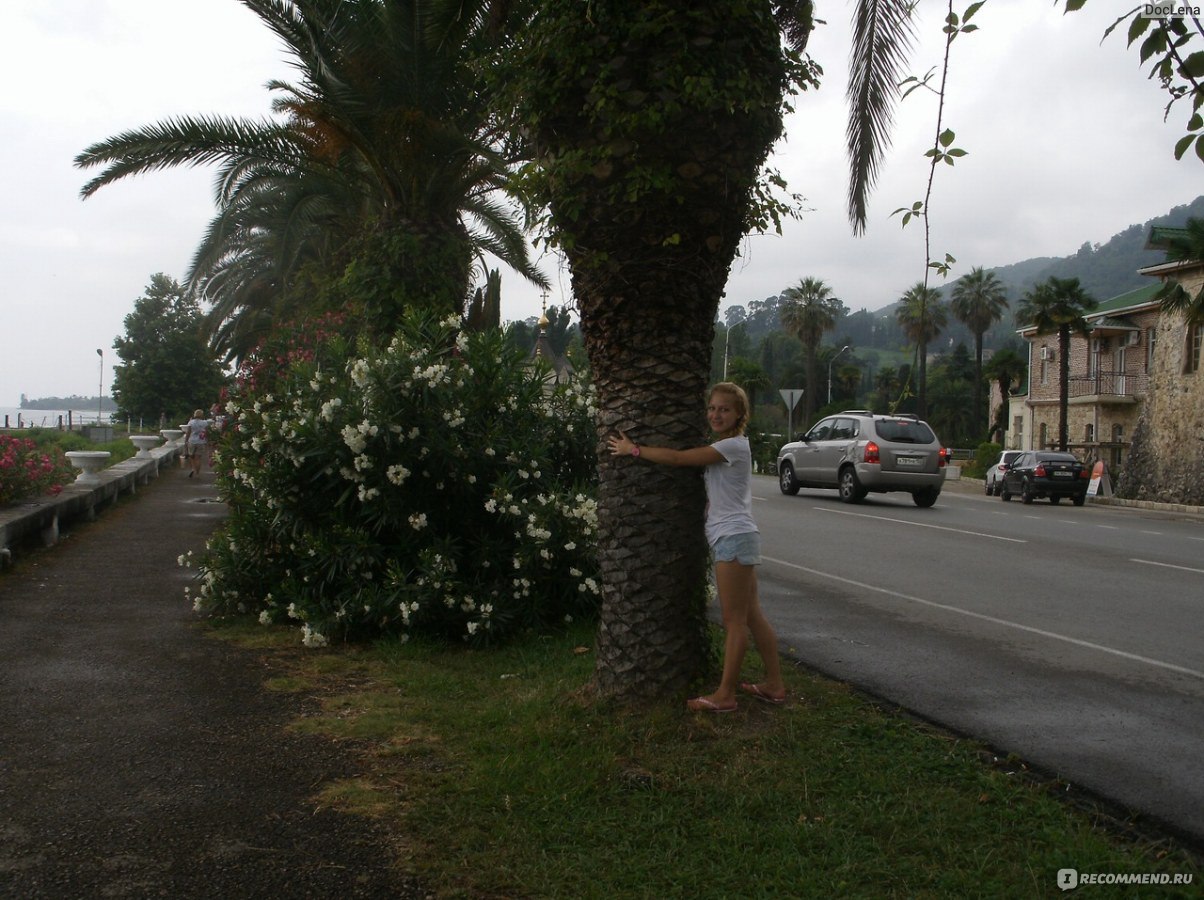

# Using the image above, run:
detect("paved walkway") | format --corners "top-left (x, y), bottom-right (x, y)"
top-left (0, 466), bottom-right (422, 898)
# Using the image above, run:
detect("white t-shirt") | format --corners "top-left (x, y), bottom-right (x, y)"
top-left (703, 436), bottom-right (758, 545)
top-left (184, 417), bottom-right (211, 446)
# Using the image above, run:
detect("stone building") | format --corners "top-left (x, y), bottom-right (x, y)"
top-left (1005, 226), bottom-right (1204, 504)
top-left (1015, 282), bottom-right (1161, 468)
top-left (1117, 229), bottom-right (1204, 504)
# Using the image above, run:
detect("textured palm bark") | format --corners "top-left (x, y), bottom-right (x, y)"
top-left (580, 271), bottom-right (719, 699)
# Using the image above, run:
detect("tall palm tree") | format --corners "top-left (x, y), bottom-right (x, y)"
top-left (982, 346), bottom-right (1027, 444)
top-left (895, 282), bottom-right (947, 419)
top-left (780, 277), bottom-right (844, 423)
top-left (75, 0), bottom-right (547, 350)
top-left (506, 0), bottom-right (815, 699)
top-left (951, 266), bottom-right (1009, 439)
top-left (1015, 277), bottom-right (1097, 451)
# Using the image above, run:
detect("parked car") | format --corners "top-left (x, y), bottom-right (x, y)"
top-left (777, 411), bottom-right (947, 507)
top-left (998, 451), bottom-right (1089, 505)
top-left (984, 450), bottom-right (1025, 496)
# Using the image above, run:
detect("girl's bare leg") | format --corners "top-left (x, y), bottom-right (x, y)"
top-left (745, 581), bottom-right (785, 698)
top-left (694, 560), bottom-right (751, 707)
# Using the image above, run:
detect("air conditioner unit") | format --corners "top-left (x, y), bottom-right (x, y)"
top-left (1125, 331), bottom-right (1141, 347)
top-left (1040, 346), bottom-right (1052, 360)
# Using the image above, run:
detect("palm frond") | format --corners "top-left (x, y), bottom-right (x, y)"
top-left (846, 0), bottom-right (917, 234)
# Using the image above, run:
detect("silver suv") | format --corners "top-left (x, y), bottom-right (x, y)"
top-left (777, 410), bottom-right (947, 507)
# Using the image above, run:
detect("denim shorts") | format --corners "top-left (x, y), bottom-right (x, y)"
top-left (712, 531), bottom-right (761, 565)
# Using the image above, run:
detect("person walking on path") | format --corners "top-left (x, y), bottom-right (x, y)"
top-left (607, 382), bottom-right (786, 713)
top-left (182, 408), bottom-right (211, 478)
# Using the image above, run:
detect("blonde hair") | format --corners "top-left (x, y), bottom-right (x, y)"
top-left (709, 382), bottom-right (750, 435)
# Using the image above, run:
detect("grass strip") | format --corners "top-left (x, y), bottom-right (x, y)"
top-left (210, 619), bottom-right (1200, 898)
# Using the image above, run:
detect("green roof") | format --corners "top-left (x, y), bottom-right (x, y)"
top-left (1146, 225), bottom-right (1190, 250)
top-left (1089, 282), bottom-right (1163, 316)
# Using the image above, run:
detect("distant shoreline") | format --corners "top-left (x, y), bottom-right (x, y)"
top-left (19, 397), bottom-right (116, 412)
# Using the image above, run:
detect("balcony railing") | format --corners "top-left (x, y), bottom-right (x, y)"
top-left (1066, 370), bottom-right (1148, 399)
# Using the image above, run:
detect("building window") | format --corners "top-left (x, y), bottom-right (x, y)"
top-left (1085, 423), bottom-right (1094, 443)
top-left (1112, 423), bottom-right (1124, 443)
top-left (1039, 422), bottom-right (1049, 449)
top-left (1148, 327), bottom-right (1157, 372)
top-left (1187, 323), bottom-right (1203, 374)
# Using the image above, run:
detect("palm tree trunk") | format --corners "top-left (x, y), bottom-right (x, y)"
top-left (804, 345), bottom-right (819, 422)
top-left (1058, 326), bottom-right (1071, 450)
top-left (579, 268), bottom-right (719, 699)
top-left (917, 340), bottom-right (928, 419)
top-left (973, 333), bottom-right (985, 439)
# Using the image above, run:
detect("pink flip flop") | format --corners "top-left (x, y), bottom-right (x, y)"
top-left (739, 682), bottom-right (786, 705)
top-left (686, 696), bottom-right (737, 713)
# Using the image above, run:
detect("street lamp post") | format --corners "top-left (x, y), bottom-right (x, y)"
top-left (828, 345), bottom-right (850, 406)
top-left (96, 348), bottom-right (103, 425)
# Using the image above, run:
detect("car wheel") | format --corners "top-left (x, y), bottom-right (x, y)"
top-left (985, 478), bottom-right (994, 496)
top-left (1000, 481), bottom-right (1011, 501)
top-left (1073, 494), bottom-right (1086, 507)
top-left (778, 461), bottom-right (800, 496)
top-left (1049, 496), bottom-right (1061, 505)
top-left (1021, 478), bottom-right (1034, 504)
top-left (912, 487), bottom-right (939, 508)
top-left (838, 467), bottom-right (866, 503)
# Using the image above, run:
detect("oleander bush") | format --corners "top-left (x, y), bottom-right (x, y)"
top-left (0, 434), bottom-right (73, 507)
top-left (190, 312), bottom-right (600, 646)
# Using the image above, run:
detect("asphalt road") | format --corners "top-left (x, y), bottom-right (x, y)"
top-left (751, 475), bottom-right (1204, 846)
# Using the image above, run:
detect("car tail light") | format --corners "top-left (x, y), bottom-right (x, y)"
top-left (1035, 464), bottom-right (1047, 477)
top-left (939, 447), bottom-right (949, 468)
top-left (864, 441), bottom-right (880, 464)
top-left (1080, 468), bottom-right (1090, 479)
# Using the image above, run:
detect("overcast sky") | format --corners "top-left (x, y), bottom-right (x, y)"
top-left (2, 1), bottom-right (1197, 405)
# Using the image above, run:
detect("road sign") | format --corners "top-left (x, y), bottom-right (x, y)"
top-left (780, 389), bottom-right (805, 441)
top-left (779, 389), bottom-right (804, 410)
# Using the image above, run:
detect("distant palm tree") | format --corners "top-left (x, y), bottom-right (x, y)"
top-left (951, 266), bottom-right (1009, 439)
top-left (895, 282), bottom-right (947, 419)
top-left (780, 277), bottom-right (844, 423)
top-left (983, 347), bottom-right (1027, 444)
top-left (1155, 217), bottom-right (1204, 325)
top-left (875, 365), bottom-right (900, 411)
top-left (1015, 277), bottom-right (1097, 451)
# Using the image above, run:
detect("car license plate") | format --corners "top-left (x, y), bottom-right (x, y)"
top-left (1053, 471), bottom-right (1072, 478)
top-left (896, 456), bottom-right (922, 468)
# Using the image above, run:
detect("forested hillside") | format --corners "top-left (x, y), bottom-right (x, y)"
top-left (727, 196), bottom-right (1204, 355)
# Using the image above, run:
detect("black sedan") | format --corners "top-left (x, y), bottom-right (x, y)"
top-left (999, 451), bottom-right (1089, 506)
